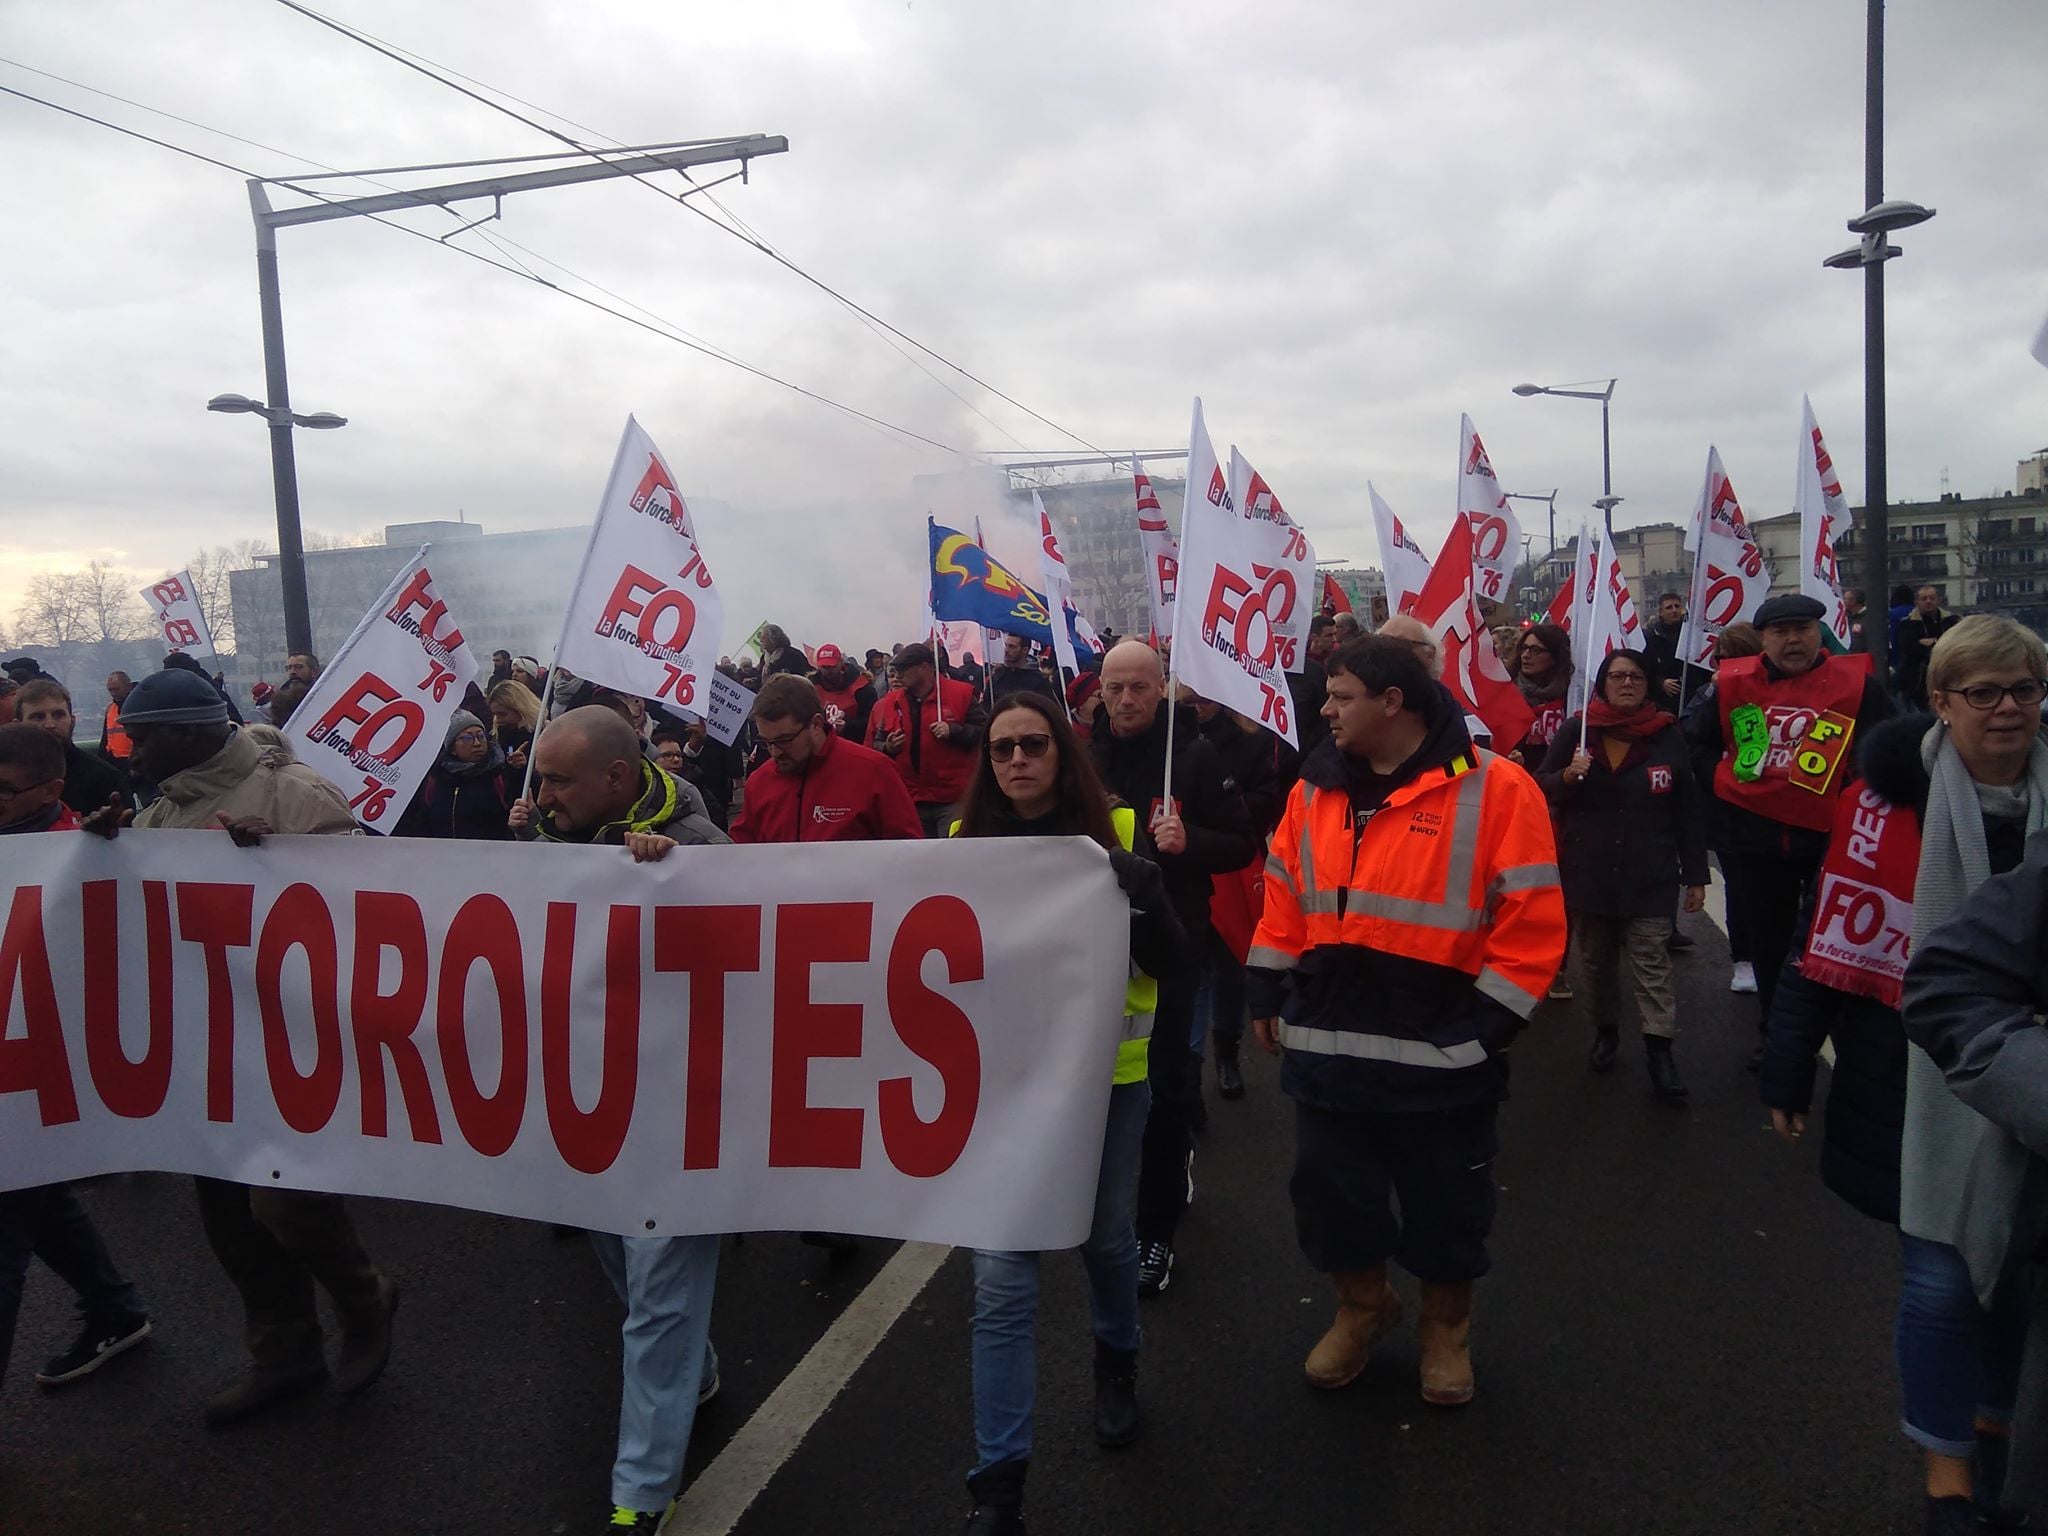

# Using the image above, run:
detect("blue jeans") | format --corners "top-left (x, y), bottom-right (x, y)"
top-left (969, 1079), bottom-right (1148, 1474)
top-left (1188, 929), bottom-right (1247, 1057)
top-left (1896, 1231), bottom-right (2029, 1457)
top-left (588, 1232), bottom-right (722, 1513)
top-left (0, 1183), bottom-right (145, 1388)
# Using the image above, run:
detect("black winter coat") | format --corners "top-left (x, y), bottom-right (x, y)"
top-left (1198, 711), bottom-right (1296, 837)
top-left (1536, 716), bottom-right (1708, 918)
top-left (1089, 704), bottom-right (1257, 940)
top-left (399, 752), bottom-right (518, 841)
top-left (1757, 713), bottom-right (1930, 1225)
top-left (60, 740), bottom-right (128, 819)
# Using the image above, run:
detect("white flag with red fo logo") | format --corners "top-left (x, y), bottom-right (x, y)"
top-left (1034, 490), bottom-right (1081, 682)
top-left (1169, 400), bottom-right (1300, 746)
top-left (1678, 447), bottom-right (1771, 667)
top-left (280, 548), bottom-right (479, 831)
top-left (1795, 397), bottom-right (1857, 646)
top-left (1458, 415), bottom-right (1522, 609)
top-left (1227, 449), bottom-right (1315, 674)
top-left (1369, 483), bottom-right (1431, 617)
top-left (552, 416), bottom-right (725, 716)
top-left (1132, 457), bottom-right (1180, 644)
top-left (140, 570), bottom-right (217, 656)
top-left (1409, 514), bottom-right (1533, 748)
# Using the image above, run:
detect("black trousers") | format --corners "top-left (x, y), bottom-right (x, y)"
top-left (0, 1184), bottom-right (144, 1387)
top-left (1291, 1101), bottom-right (1500, 1282)
top-left (1135, 967), bottom-right (1198, 1245)
top-left (194, 1179), bottom-right (384, 1367)
top-left (1724, 847), bottom-right (1821, 1034)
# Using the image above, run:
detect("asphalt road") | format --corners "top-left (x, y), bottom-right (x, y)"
top-left (2, 909), bottom-right (1956, 1535)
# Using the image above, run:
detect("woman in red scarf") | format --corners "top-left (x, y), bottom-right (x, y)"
top-left (1536, 649), bottom-right (1710, 1099)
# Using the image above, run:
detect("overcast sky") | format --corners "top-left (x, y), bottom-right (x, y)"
top-left (4, 0), bottom-right (2045, 652)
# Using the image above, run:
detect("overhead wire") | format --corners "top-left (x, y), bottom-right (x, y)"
top-left (0, 73), bottom-right (974, 456)
top-left (268, 0), bottom-right (1100, 457)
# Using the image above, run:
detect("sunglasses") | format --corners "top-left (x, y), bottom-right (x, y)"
top-left (989, 733), bottom-right (1052, 762)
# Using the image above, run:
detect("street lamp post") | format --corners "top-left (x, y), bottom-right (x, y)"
top-left (1505, 487), bottom-right (1560, 571)
top-left (206, 392), bottom-right (346, 659)
top-left (1512, 378), bottom-right (1618, 503)
top-left (1822, 0), bottom-right (1933, 687)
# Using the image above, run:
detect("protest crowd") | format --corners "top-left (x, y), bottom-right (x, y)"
top-left (5, 416), bottom-right (2047, 1536)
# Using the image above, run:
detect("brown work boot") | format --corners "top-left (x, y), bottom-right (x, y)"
top-left (203, 1357), bottom-right (327, 1428)
top-left (1418, 1281), bottom-right (1474, 1405)
top-left (1304, 1266), bottom-right (1402, 1389)
top-left (334, 1276), bottom-right (399, 1395)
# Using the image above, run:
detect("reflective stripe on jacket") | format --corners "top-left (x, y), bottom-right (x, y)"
top-left (1247, 746), bottom-right (1566, 1112)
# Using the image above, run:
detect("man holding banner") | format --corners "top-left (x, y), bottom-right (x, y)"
top-left (86, 668), bottom-right (401, 1428)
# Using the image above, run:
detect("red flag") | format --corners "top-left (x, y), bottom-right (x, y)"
top-left (1410, 516), bottom-right (1535, 748)
top-left (1319, 570), bottom-right (1353, 616)
top-left (1543, 578), bottom-right (1572, 630)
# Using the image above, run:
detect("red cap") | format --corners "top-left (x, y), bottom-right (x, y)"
top-left (815, 644), bottom-right (844, 669)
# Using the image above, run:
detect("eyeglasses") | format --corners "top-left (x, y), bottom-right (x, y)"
top-left (1606, 672), bottom-right (1647, 686)
top-left (0, 776), bottom-right (54, 801)
top-left (1519, 642), bottom-right (1550, 655)
top-left (1946, 679), bottom-right (2048, 712)
top-left (453, 730), bottom-right (488, 745)
top-left (757, 725), bottom-right (809, 750)
top-left (988, 733), bottom-right (1053, 762)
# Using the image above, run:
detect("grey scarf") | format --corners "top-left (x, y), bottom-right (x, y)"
top-left (1899, 721), bottom-right (2048, 1301)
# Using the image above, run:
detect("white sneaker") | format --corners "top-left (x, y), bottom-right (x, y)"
top-left (1730, 961), bottom-right (1757, 994)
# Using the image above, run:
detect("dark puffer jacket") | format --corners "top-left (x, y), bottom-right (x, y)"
top-left (1757, 714), bottom-right (1930, 1224)
top-left (1536, 714), bottom-right (1708, 918)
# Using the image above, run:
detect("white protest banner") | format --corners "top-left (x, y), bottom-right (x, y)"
top-left (0, 831), bottom-right (1129, 1252)
top-left (1034, 492), bottom-right (1082, 682)
top-left (1582, 521), bottom-right (1643, 685)
top-left (1229, 449), bottom-right (1315, 674)
top-left (1796, 396), bottom-right (1858, 646)
top-left (1369, 483), bottom-right (1431, 616)
top-left (1679, 447), bottom-right (1772, 666)
top-left (1458, 415), bottom-right (1523, 608)
top-left (280, 549), bottom-right (478, 831)
top-left (1132, 458), bottom-right (1180, 644)
top-left (1172, 401), bottom-right (1300, 747)
top-left (140, 570), bottom-right (217, 656)
top-left (553, 416), bottom-right (725, 716)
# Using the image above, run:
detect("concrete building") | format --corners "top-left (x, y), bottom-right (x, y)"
top-left (2019, 450), bottom-right (2046, 498)
top-left (1529, 520), bottom-right (1691, 615)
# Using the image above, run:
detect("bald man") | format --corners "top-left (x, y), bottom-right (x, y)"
top-left (1376, 616), bottom-right (1494, 746)
top-left (1090, 641), bottom-right (1257, 1294)
top-left (507, 705), bottom-right (729, 1530)
top-left (510, 705), bottom-right (725, 851)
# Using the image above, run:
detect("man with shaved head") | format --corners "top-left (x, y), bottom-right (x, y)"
top-left (1376, 615), bottom-right (1495, 746)
top-left (508, 704), bottom-right (728, 1533)
top-left (1090, 641), bottom-right (1257, 1295)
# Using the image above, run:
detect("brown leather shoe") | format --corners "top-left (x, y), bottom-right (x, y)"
top-left (1304, 1266), bottom-right (1402, 1389)
top-left (334, 1276), bottom-right (399, 1395)
top-left (1418, 1280), bottom-right (1474, 1405)
top-left (203, 1358), bottom-right (327, 1428)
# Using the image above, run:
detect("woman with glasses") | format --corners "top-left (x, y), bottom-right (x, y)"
top-left (948, 690), bottom-right (1186, 1536)
top-left (396, 710), bottom-right (517, 840)
top-left (1536, 649), bottom-right (1707, 1099)
top-left (1509, 622), bottom-right (1574, 766)
top-left (1766, 614), bottom-right (2047, 1536)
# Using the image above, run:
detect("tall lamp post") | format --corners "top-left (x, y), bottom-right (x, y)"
top-left (206, 393), bottom-right (347, 659)
top-left (1512, 378), bottom-right (1619, 518)
top-left (1822, 0), bottom-right (1932, 686)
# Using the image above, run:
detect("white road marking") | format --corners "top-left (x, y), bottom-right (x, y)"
top-left (669, 1241), bottom-right (953, 1535)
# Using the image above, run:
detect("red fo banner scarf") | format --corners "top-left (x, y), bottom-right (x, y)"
top-left (1799, 780), bottom-right (1921, 1008)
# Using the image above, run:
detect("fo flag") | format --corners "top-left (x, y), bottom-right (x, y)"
top-left (1034, 491), bottom-right (1081, 681)
top-left (140, 571), bottom-right (216, 656)
top-left (1172, 400), bottom-right (1299, 746)
top-left (1568, 518), bottom-right (1642, 710)
top-left (1678, 447), bottom-right (1771, 666)
top-left (1369, 483), bottom-right (1430, 616)
top-left (1796, 397), bottom-right (1857, 647)
top-left (281, 549), bottom-right (478, 830)
top-left (1410, 515), bottom-right (1533, 748)
top-left (1227, 449), bottom-right (1315, 674)
top-left (1459, 415), bottom-right (1522, 607)
top-left (1133, 458), bottom-right (1180, 643)
top-left (553, 417), bottom-right (725, 716)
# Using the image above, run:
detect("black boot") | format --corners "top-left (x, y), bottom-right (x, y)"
top-left (1093, 1340), bottom-right (1140, 1448)
top-left (1975, 1427), bottom-right (2030, 1530)
top-left (1215, 1041), bottom-right (1245, 1101)
top-left (964, 1458), bottom-right (1028, 1535)
top-left (1645, 1036), bottom-right (1689, 1101)
top-left (1587, 1027), bottom-right (1618, 1074)
top-left (1924, 1495), bottom-right (1977, 1536)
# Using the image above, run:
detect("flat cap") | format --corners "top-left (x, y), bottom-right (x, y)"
top-left (119, 668), bottom-right (230, 727)
top-left (1753, 593), bottom-right (1828, 628)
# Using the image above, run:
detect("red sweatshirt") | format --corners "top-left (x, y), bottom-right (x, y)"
top-left (730, 732), bottom-right (924, 843)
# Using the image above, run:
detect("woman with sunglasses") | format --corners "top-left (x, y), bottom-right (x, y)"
top-left (1764, 615), bottom-right (2048, 1535)
top-left (1536, 649), bottom-right (1708, 1098)
top-left (1509, 622), bottom-right (1574, 766)
top-left (949, 689), bottom-right (1186, 1536)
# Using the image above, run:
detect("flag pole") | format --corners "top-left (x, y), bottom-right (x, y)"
top-left (1162, 657), bottom-right (1179, 814)
top-left (519, 666), bottom-right (558, 802)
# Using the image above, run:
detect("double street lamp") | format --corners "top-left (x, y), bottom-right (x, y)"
top-left (1511, 378), bottom-right (1621, 526)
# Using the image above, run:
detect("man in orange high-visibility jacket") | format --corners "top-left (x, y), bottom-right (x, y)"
top-left (1248, 635), bottom-right (1564, 1409)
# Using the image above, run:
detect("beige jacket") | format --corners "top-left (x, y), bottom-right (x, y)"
top-left (134, 728), bottom-right (358, 836)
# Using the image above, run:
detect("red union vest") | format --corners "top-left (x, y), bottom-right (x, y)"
top-left (1713, 653), bottom-right (1867, 833)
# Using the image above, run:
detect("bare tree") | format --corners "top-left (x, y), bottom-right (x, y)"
top-left (73, 560), bottom-right (150, 643)
top-left (13, 571), bottom-right (89, 648)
